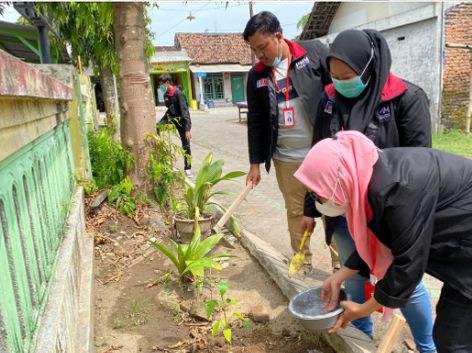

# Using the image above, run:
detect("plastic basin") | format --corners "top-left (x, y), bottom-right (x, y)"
top-left (288, 287), bottom-right (348, 331)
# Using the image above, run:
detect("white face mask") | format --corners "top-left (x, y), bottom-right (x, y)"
top-left (314, 175), bottom-right (349, 217)
top-left (315, 199), bottom-right (348, 217)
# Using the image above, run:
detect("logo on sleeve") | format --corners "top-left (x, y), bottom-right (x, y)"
top-left (256, 78), bottom-right (268, 88)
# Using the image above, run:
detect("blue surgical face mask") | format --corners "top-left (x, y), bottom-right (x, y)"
top-left (332, 46), bottom-right (374, 99)
top-left (272, 39), bottom-right (282, 67)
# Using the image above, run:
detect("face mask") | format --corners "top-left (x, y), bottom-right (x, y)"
top-left (332, 76), bottom-right (367, 98)
top-left (315, 199), bottom-right (349, 217)
top-left (159, 84), bottom-right (167, 92)
top-left (272, 38), bottom-right (282, 67)
top-left (314, 174), bottom-right (349, 217)
top-left (332, 46), bottom-right (374, 98)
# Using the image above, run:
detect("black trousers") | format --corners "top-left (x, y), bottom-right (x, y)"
top-left (175, 122), bottom-right (191, 170)
top-left (158, 116), bottom-right (191, 170)
top-left (433, 284), bottom-right (472, 353)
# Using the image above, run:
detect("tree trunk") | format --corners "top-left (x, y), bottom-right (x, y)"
top-left (113, 2), bottom-right (156, 185)
top-left (99, 64), bottom-right (121, 140)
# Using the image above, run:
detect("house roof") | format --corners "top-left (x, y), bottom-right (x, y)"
top-left (175, 32), bottom-right (252, 65)
top-left (299, 2), bottom-right (341, 40)
top-left (151, 48), bottom-right (192, 63)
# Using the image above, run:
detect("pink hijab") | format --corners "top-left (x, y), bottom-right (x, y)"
top-left (294, 131), bottom-right (393, 281)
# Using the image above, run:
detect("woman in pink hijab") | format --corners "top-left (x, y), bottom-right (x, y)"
top-left (294, 130), bottom-right (472, 353)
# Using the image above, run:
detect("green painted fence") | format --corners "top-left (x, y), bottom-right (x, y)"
top-left (0, 121), bottom-right (75, 353)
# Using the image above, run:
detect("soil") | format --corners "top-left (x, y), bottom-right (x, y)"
top-left (88, 197), bottom-right (335, 353)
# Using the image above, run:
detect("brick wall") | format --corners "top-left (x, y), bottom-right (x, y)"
top-left (442, 2), bottom-right (472, 129)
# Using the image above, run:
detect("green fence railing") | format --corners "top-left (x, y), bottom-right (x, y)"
top-left (0, 121), bottom-right (75, 353)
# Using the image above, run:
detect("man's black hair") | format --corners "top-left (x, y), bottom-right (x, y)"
top-left (160, 73), bottom-right (173, 84)
top-left (243, 11), bottom-right (282, 41)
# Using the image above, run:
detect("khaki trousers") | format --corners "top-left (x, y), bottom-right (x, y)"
top-left (273, 159), bottom-right (312, 263)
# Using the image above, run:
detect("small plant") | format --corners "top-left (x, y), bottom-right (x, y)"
top-left (126, 298), bottom-right (149, 327)
top-left (108, 176), bottom-right (136, 217)
top-left (108, 224), bottom-right (118, 233)
top-left (145, 127), bottom-right (186, 210)
top-left (150, 208), bottom-right (230, 282)
top-left (206, 282), bottom-right (250, 353)
top-left (87, 126), bottom-right (135, 189)
top-left (180, 152), bottom-right (245, 219)
top-left (112, 318), bottom-right (124, 329)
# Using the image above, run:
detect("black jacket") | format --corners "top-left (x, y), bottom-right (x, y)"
top-left (345, 148), bottom-right (472, 307)
top-left (305, 74), bottom-right (432, 236)
top-left (247, 39), bottom-right (330, 172)
top-left (163, 88), bottom-right (191, 132)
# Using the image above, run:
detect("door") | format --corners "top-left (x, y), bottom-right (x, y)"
top-left (231, 74), bottom-right (245, 104)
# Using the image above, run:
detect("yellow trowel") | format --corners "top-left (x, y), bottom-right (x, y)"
top-left (288, 230), bottom-right (310, 277)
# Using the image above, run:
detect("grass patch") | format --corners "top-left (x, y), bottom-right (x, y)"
top-left (126, 298), bottom-right (149, 327)
top-left (432, 130), bottom-right (472, 158)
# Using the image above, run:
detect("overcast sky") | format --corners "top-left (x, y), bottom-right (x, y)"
top-left (1, 1), bottom-right (314, 46)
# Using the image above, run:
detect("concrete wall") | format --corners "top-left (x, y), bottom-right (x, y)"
top-left (384, 18), bottom-right (441, 130)
top-left (0, 49), bottom-right (93, 353)
top-left (32, 188), bottom-right (93, 353)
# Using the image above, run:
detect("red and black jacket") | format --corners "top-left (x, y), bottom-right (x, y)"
top-left (246, 39), bottom-right (331, 172)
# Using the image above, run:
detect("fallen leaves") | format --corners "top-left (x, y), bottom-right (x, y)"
top-left (99, 345), bottom-right (123, 353)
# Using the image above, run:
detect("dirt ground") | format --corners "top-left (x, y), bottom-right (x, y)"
top-left (88, 197), bottom-right (335, 353)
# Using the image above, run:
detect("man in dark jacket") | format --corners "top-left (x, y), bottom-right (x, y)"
top-left (243, 11), bottom-right (333, 274)
top-left (158, 74), bottom-right (192, 177)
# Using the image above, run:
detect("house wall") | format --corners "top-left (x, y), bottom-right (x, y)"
top-left (191, 72), bottom-right (248, 107)
top-left (442, 2), bottom-right (472, 130)
top-left (329, 2), bottom-right (428, 33)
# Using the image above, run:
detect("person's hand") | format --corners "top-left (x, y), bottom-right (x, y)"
top-left (185, 131), bottom-right (192, 141)
top-left (301, 216), bottom-right (316, 235)
top-left (321, 275), bottom-right (342, 312)
top-left (246, 164), bottom-right (261, 186)
top-left (321, 266), bottom-right (359, 312)
top-left (328, 301), bottom-right (369, 334)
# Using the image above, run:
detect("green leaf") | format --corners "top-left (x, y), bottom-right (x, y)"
top-left (211, 320), bottom-right (220, 336)
top-left (149, 241), bottom-right (179, 270)
top-left (206, 299), bottom-right (219, 318)
top-left (223, 328), bottom-right (232, 343)
top-left (216, 282), bottom-right (228, 298)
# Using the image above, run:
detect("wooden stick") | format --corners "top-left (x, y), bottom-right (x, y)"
top-left (212, 182), bottom-right (252, 234)
top-left (376, 314), bottom-right (406, 353)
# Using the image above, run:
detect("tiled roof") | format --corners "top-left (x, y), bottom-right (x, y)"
top-left (175, 32), bottom-right (252, 65)
top-left (151, 48), bottom-right (192, 63)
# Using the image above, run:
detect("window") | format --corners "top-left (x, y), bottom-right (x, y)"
top-left (203, 73), bottom-right (224, 100)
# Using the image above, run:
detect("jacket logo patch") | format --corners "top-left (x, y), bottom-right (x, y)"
top-left (295, 57), bottom-right (309, 70)
top-left (376, 105), bottom-right (391, 121)
top-left (256, 78), bottom-right (268, 88)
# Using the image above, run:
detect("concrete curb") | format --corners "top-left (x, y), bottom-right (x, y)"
top-left (213, 207), bottom-right (375, 353)
top-left (32, 187), bottom-right (94, 353)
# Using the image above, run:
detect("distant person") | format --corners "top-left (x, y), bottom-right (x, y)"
top-left (243, 11), bottom-right (338, 276)
top-left (295, 130), bottom-right (472, 353)
top-left (158, 74), bottom-right (192, 177)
